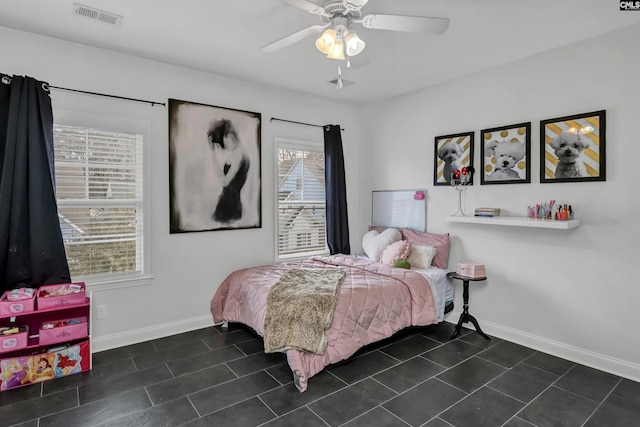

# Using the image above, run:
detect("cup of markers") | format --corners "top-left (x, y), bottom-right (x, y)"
top-left (527, 200), bottom-right (556, 220)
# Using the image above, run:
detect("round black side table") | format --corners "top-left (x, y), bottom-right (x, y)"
top-left (447, 272), bottom-right (491, 340)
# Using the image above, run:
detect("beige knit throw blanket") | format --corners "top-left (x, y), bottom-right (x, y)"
top-left (263, 268), bottom-right (346, 355)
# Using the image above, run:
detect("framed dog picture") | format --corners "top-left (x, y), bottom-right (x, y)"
top-left (481, 122), bottom-right (531, 185)
top-left (434, 131), bottom-right (474, 186)
top-left (169, 99), bottom-right (262, 233)
top-left (540, 110), bottom-right (606, 183)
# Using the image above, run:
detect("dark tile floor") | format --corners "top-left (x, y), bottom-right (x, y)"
top-left (1, 321), bottom-right (639, 426)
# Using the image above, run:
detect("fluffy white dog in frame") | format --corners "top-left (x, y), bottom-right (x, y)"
top-left (438, 142), bottom-right (464, 183)
top-left (484, 140), bottom-right (526, 181)
top-left (550, 131), bottom-right (590, 178)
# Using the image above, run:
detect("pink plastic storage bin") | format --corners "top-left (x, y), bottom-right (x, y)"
top-left (0, 292), bottom-right (36, 316)
top-left (39, 317), bottom-right (88, 346)
top-left (0, 328), bottom-right (28, 354)
top-left (37, 283), bottom-right (86, 310)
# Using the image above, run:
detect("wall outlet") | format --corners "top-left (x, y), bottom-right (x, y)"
top-left (97, 304), bottom-right (108, 319)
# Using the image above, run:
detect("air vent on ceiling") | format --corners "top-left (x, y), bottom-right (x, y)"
top-left (73, 3), bottom-right (123, 27)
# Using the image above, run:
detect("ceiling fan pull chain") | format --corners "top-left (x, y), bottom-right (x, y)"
top-left (346, 55), bottom-right (351, 69)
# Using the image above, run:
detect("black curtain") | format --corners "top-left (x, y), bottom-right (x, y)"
top-left (323, 124), bottom-right (350, 255)
top-left (0, 74), bottom-right (70, 292)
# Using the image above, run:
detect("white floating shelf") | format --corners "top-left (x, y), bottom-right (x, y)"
top-left (446, 215), bottom-right (580, 229)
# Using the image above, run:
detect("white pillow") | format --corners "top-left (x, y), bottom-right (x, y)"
top-left (362, 228), bottom-right (401, 262)
top-left (407, 245), bottom-right (437, 269)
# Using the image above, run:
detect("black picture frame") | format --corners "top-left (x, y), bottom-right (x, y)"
top-left (168, 99), bottom-right (262, 233)
top-left (434, 131), bottom-right (475, 186)
top-left (540, 110), bottom-right (606, 183)
top-left (480, 122), bottom-right (531, 185)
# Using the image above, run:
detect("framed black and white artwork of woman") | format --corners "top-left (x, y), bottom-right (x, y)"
top-left (169, 99), bottom-right (262, 233)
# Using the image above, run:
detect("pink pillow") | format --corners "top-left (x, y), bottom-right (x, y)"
top-left (380, 240), bottom-right (411, 266)
top-left (401, 229), bottom-right (450, 269)
top-left (369, 226), bottom-right (450, 269)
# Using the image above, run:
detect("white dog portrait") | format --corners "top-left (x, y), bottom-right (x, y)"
top-left (541, 110), bottom-right (605, 183)
top-left (437, 142), bottom-right (464, 183)
top-left (549, 131), bottom-right (590, 178)
top-left (484, 140), bottom-right (526, 181)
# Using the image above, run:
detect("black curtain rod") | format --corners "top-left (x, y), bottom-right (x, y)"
top-left (270, 117), bottom-right (344, 131)
top-left (49, 85), bottom-right (165, 107)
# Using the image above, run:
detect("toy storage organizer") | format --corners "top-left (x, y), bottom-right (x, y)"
top-left (0, 285), bottom-right (91, 392)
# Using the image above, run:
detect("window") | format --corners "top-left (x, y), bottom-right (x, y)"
top-left (53, 124), bottom-right (145, 283)
top-left (276, 139), bottom-right (327, 259)
top-left (296, 233), bottom-right (312, 247)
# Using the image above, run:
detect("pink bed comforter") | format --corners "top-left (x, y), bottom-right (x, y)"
top-left (210, 254), bottom-right (437, 391)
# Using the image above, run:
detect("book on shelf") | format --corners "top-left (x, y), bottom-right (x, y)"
top-left (474, 207), bottom-right (501, 217)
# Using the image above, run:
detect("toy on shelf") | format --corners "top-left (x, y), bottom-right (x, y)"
top-left (37, 283), bottom-right (83, 298)
top-left (5, 288), bottom-right (35, 302)
top-left (450, 166), bottom-right (475, 216)
top-left (37, 283), bottom-right (86, 309)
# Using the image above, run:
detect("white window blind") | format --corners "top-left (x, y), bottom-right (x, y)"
top-left (277, 142), bottom-right (328, 259)
top-left (53, 124), bottom-right (144, 281)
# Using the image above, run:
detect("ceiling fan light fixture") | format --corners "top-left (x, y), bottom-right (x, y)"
top-left (262, 1), bottom-right (450, 59)
top-left (315, 28), bottom-right (336, 54)
top-left (344, 30), bottom-right (365, 56)
top-left (327, 38), bottom-right (346, 60)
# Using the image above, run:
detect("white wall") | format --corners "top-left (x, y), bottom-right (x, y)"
top-left (3, 22), bottom-right (639, 382)
top-left (1, 27), bottom-right (362, 350)
top-left (361, 24), bottom-right (640, 381)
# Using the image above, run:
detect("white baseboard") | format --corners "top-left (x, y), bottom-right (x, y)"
top-left (91, 315), bottom-right (214, 353)
top-left (445, 310), bottom-right (640, 383)
top-left (93, 311), bottom-right (640, 384)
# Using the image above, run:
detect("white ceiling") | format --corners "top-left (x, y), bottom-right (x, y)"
top-left (2, 0), bottom-right (639, 105)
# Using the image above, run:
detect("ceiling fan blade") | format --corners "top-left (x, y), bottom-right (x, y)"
top-left (281, 0), bottom-right (330, 16)
top-left (360, 14), bottom-right (450, 34)
top-left (261, 24), bottom-right (328, 53)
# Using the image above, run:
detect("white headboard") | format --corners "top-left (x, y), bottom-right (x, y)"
top-left (372, 190), bottom-right (427, 232)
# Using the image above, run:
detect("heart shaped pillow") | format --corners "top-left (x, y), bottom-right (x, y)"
top-left (362, 228), bottom-right (401, 262)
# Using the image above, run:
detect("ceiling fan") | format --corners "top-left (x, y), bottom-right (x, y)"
top-left (261, 0), bottom-right (450, 59)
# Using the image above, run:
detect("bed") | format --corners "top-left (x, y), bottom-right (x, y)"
top-left (210, 227), bottom-right (453, 392)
